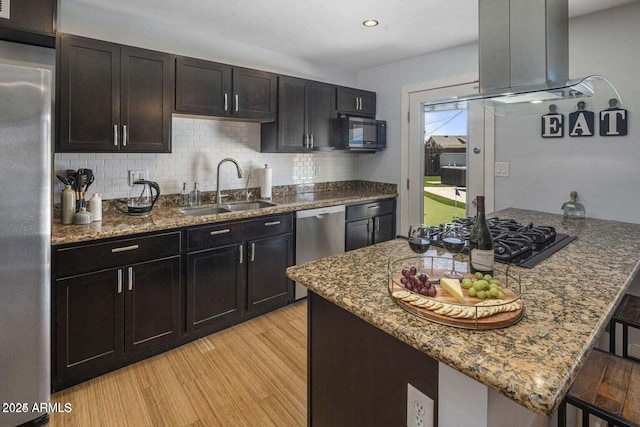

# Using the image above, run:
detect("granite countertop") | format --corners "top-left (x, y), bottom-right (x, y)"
top-left (286, 208), bottom-right (640, 416)
top-left (52, 184), bottom-right (397, 245)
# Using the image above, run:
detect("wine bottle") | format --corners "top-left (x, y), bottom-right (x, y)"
top-left (469, 196), bottom-right (494, 275)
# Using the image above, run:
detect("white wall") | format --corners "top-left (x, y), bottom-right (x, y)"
top-left (357, 2), bottom-right (640, 224)
top-left (58, 1), bottom-right (356, 86)
top-left (54, 117), bottom-right (359, 201)
top-left (493, 3), bottom-right (640, 223)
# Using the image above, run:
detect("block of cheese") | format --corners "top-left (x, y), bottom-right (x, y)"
top-left (440, 278), bottom-right (465, 303)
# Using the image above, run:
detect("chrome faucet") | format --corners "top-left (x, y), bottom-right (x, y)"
top-left (216, 158), bottom-right (244, 204)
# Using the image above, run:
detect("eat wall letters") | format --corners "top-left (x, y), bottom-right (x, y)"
top-left (541, 99), bottom-right (628, 139)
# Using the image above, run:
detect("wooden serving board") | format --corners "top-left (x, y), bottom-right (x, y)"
top-left (389, 270), bottom-right (524, 329)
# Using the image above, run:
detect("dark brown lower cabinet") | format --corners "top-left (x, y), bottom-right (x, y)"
top-left (53, 214), bottom-right (295, 390)
top-left (54, 256), bottom-right (180, 390)
top-left (247, 233), bottom-right (294, 316)
top-left (184, 214), bottom-right (294, 339)
top-left (309, 292), bottom-right (438, 426)
top-left (345, 199), bottom-right (396, 251)
top-left (186, 243), bottom-right (245, 333)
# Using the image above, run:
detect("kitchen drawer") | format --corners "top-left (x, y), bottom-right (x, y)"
top-left (55, 231), bottom-right (181, 278)
top-left (187, 220), bottom-right (251, 251)
top-left (346, 199), bottom-right (395, 221)
top-left (187, 214), bottom-right (293, 251)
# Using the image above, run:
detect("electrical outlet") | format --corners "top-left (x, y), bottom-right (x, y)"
top-left (495, 162), bottom-right (510, 177)
top-left (128, 169), bottom-right (148, 186)
top-left (407, 383), bottom-right (434, 427)
top-left (314, 165), bottom-right (320, 177)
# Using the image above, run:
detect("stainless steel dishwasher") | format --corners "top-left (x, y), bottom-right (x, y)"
top-left (295, 205), bottom-right (345, 300)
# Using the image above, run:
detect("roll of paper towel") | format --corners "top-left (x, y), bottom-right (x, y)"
top-left (261, 164), bottom-right (272, 199)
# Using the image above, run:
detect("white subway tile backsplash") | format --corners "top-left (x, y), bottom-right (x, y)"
top-left (54, 117), bottom-right (358, 201)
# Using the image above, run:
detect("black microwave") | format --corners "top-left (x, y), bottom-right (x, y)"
top-left (340, 117), bottom-right (386, 151)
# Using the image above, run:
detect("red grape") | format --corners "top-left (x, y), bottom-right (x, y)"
top-left (409, 266), bottom-right (417, 276)
top-left (427, 287), bottom-right (437, 297)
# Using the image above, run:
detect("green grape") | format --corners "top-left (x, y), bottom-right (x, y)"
top-left (489, 283), bottom-right (499, 290)
top-left (462, 277), bottom-right (473, 287)
top-left (474, 272), bottom-right (484, 280)
top-left (497, 291), bottom-right (505, 300)
top-left (477, 290), bottom-right (487, 300)
top-left (489, 288), bottom-right (499, 297)
top-left (483, 274), bottom-right (493, 282)
top-left (490, 279), bottom-right (500, 285)
top-left (462, 281), bottom-right (473, 290)
top-left (468, 287), bottom-right (477, 297)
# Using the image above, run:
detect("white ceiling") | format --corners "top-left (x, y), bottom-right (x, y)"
top-left (69, 0), bottom-right (639, 72)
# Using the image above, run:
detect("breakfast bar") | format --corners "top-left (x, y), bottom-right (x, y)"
top-left (286, 208), bottom-right (640, 426)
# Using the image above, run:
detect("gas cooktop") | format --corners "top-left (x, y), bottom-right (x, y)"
top-left (428, 217), bottom-right (576, 268)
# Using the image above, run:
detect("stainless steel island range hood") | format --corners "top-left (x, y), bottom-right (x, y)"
top-left (427, 0), bottom-right (620, 106)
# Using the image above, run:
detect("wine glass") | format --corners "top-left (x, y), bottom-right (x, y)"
top-left (442, 224), bottom-right (465, 278)
top-left (407, 224), bottom-right (431, 255)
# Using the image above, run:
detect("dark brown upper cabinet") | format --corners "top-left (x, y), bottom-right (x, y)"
top-left (261, 77), bottom-right (339, 153)
top-left (175, 57), bottom-right (276, 122)
top-left (57, 34), bottom-right (174, 153)
top-left (0, 0), bottom-right (56, 47)
top-left (336, 86), bottom-right (376, 117)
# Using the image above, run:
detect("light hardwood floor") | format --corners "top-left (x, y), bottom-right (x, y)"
top-left (50, 301), bottom-right (307, 426)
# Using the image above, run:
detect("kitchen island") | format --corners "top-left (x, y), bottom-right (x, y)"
top-left (286, 208), bottom-right (640, 426)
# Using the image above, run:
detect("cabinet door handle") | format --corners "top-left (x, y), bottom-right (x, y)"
top-left (128, 267), bottom-right (133, 291)
top-left (235, 94), bottom-right (239, 112)
top-left (310, 134), bottom-right (314, 149)
top-left (250, 242), bottom-right (255, 262)
top-left (374, 217), bottom-right (380, 231)
top-left (117, 269), bottom-right (123, 294)
top-left (354, 96), bottom-right (358, 110)
top-left (123, 124), bottom-right (128, 146)
top-left (239, 244), bottom-right (244, 264)
top-left (113, 125), bottom-right (118, 146)
top-left (224, 93), bottom-right (228, 111)
top-left (264, 221), bottom-right (280, 226)
top-left (210, 229), bottom-right (230, 236)
top-left (366, 218), bottom-right (371, 232)
top-left (111, 244), bottom-right (139, 253)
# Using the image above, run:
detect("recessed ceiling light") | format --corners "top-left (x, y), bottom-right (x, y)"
top-left (362, 20), bottom-right (379, 27)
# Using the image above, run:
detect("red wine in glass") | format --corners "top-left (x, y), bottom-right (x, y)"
top-left (408, 225), bottom-right (431, 254)
top-left (443, 237), bottom-right (465, 253)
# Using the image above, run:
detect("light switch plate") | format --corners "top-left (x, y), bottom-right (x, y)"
top-left (495, 162), bottom-right (510, 177)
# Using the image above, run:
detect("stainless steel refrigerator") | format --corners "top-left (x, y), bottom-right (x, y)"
top-left (0, 64), bottom-right (51, 426)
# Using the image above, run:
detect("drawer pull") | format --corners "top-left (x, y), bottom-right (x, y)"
top-left (264, 221), bottom-right (281, 227)
top-left (368, 205), bottom-right (379, 209)
top-left (128, 267), bottom-right (133, 291)
top-left (111, 244), bottom-right (139, 253)
top-left (117, 270), bottom-right (123, 294)
top-left (210, 229), bottom-right (231, 236)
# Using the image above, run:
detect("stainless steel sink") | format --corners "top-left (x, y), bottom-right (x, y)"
top-left (223, 201), bottom-right (277, 211)
top-left (179, 205), bottom-right (231, 216)
top-left (179, 201), bottom-right (276, 216)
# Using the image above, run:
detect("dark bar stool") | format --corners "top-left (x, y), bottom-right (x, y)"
top-left (558, 348), bottom-right (640, 427)
top-left (609, 294), bottom-right (640, 362)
